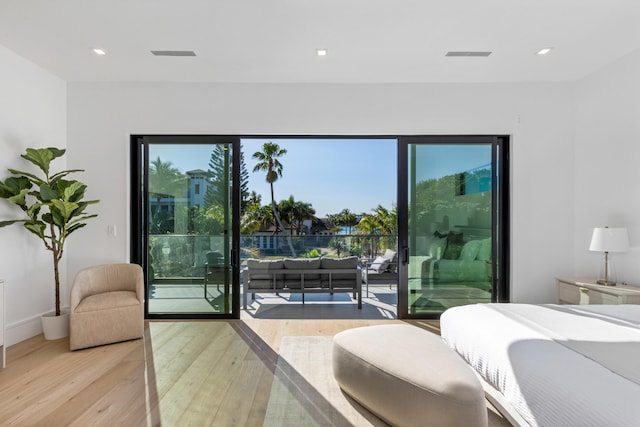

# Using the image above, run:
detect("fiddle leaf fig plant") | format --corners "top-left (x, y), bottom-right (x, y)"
top-left (0, 147), bottom-right (99, 316)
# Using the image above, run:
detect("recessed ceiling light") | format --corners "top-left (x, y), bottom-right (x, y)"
top-left (537, 47), bottom-right (553, 55)
top-left (316, 49), bottom-right (328, 57)
top-left (93, 48), bottom-right (106, 55)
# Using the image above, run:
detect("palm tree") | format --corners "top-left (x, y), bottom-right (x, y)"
top-left (357, 205), bottom-right (397, 257)
top-left (372, 204), bottom-right (397, 235)
top-left (252, 142), bottom-right (296, 256)
top-left (241, 203), bottom-right (274, 235)
top-left (277, 196), bottom-right (316, 236)
top-left (293, 200), bottom-right (316, 234)
top-left (332, 208), bottom-right (359, 234)
top-left (148, 157), bottom-right (184, 233)
top-left (246, 190), bottom-right (262, 206)
top-left (149, 157), bottom-right (183, 203)
top-left (278, 195), bottom-right (297, 237)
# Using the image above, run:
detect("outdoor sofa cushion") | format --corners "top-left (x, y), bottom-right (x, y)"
top-left (321, 256), bottom-right (359, 285)
top-left (245, 258), bottom-right (285, 289)
top-left (245, 257), bottom-right (361, 289)
top-left (283, 258), bottom-right (322, 288)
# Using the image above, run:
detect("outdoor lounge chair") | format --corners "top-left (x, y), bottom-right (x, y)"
top-left (363, 249), bottom-right (398, 296)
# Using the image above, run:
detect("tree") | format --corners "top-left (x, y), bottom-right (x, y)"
top-left (278, 196), bottom-right (317, 238)
top-left (148, 157), bottom-right (184, 234)
top-left (329, 208), bottom-right (359, 234)
top-left (373, 204), bottom-right (397, 235)
top-left (188, 205), bottom-right (224, 235)
top-left (149, 157), bottom-right (183, 204)
top-left (357, 205), bottom-right (397, 256)
top-left (293, 200), bottom-right (316, 234)
top-left (246, 191), bottom-right (261, 206)
top-left (278, 195), bottom-right (297, 237)
top-left (203, 145), bottom-right (229, 210)
top-left (241, 192), bottom-right (273, 235)
top-left (239, 146), bottom-right (250, 211)
top-left (329, 237), bottom-right (347, 257)
top-left (252, 142), bottom-right (296, 256)
top-left (241, 203), bottom-right (274, 235)
top-left (204, 143), bottom-right (250, 212)
top-left (358, 204), bottom-right (397, 235)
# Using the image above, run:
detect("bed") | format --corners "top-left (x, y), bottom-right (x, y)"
top-left (440, 303), bottom-right (640, 427)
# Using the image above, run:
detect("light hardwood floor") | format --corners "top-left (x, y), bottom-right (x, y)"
top-left (0, 319), bottom-right (509, 426)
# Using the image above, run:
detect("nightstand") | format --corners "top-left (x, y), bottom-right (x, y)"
top-left (555, 277), bottom-right (640, 305)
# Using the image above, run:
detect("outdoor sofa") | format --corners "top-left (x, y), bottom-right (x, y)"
top-left (242, 256), bottom-right (362, 309)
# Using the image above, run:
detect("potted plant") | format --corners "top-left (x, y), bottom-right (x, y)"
top-left (0, 147), bottom-right (98, 339)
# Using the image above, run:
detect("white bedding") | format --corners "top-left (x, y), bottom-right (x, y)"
top-left (440, 303), bottom-right (640, 427)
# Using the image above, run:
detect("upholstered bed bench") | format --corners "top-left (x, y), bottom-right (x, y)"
top-left (242, 256), bottom-right (362, 309)
top-left (332, 324), bottom-right (487, 427)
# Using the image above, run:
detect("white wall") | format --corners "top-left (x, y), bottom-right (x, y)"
top-left (67, 82), bottom-right (575, 304)
top-left (574, 48), bottom-right (640, 284)
top-left (0, 45), bottom-right (67, 345)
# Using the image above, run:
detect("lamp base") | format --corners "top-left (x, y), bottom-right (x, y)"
top-left (596, 279), bottom-right (617, 286)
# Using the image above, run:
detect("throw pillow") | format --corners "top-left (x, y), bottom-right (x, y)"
top-left (443, 243), bottom-right (463, 260)
top-left (476, 238), bottom-right (492, 261)
top-left (447, 230), bottom-right (464, 244)
top-left (434, 230), bottom-right (449, 239)
top-left (443, 231), bottom-right (464, 260)
top-left (459, 240), bottom-right (482, 260)
top-left (427, 236), bottom-right (448, 259)
top-left (382, 249), bottom-right (397, 262)
top-left (370, 256), bottom-right (390, 273)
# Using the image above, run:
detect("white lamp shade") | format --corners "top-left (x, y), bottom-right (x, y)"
top-left (589, 227), bottom-right (630, 252)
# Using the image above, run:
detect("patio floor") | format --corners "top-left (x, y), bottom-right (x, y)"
top-left (148, 283), bottom-right (397, 318)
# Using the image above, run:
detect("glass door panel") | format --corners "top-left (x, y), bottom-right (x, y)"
top-left (400, 138), bottom-right (507, 317)
top-left (142, 139), bottom-right (236, 317)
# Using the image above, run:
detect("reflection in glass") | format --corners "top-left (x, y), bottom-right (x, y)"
top-left (147, 143), bottom-right (232, 315)
top-left (408, 144), bottom-right (493, 316)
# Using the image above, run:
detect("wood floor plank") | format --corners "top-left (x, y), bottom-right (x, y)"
top-left (151, 323), bottom-right (241, 423)
top-left (0, 339), bottom-right (140, 425)
top-left (0, 317), bottom-right (506, 426)
top-left (168, 335), bottom-right (255, 426)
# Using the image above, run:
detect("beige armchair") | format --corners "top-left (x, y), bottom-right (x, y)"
top-left (70, 263), bottom-right (145, 351)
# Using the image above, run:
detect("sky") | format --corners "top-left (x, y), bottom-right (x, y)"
top-left (149, 139), bottom-right (492, 218)
top-left (150, 138), bottom-right (397, 218)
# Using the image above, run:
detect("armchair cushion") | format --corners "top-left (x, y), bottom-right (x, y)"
top-left (75, 291), bottom-right (140, 313)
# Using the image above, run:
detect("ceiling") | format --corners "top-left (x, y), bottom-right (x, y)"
top-left (1, 0), bottom-right (639, 83)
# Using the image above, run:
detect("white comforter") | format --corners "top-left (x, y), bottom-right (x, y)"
top-left (440, 303), bottom-right (640, 427)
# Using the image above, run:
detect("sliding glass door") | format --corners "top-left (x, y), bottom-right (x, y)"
top-left (131, 136), bottom-right (240, 319)
top-left (397, 136), bottom-right (509, 318)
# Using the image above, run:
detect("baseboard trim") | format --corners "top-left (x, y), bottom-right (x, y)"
top-left (6, 314), bottom-right (42, 346)
top-left (6, 306), bottom-right (71, 346)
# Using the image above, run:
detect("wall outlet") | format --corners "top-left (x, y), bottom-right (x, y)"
top-left (107, 225), bottom-right (117, 237)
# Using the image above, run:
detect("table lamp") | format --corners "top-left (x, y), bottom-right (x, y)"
top-left (589, 226), bottom-right (629, 286)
